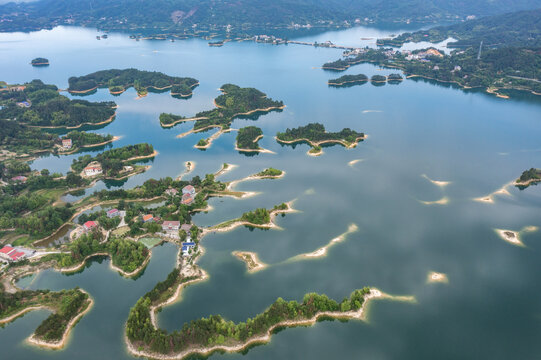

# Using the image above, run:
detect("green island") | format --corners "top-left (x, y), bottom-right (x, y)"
top-left (0, 287), bottom-right (92, 348)
top-left (371, 74), bottom-right (387, 83)
top-left (276, 123), bottom-right (365, 156)
top-left (255, 168), bottom-right (283, 178)
top-left (515, 168), bottom-right (541, 189)
top-left (236, 126), bottom-right (263, 150)
top-left (0, 80), bottom-right (117, 128)
top-left (165, 84), bottom-right (284, 148)
top-left (30, 57), bottom-right (49, 66)
top-left (67, 68), bottom-right (198, 98)
top-left (58, 131), bottom-right (116, 154)
top-left (71, 143), bottom-right (156, 178)
top-left (159, 113), bottom-right (187, 128)
top-left (126, 279), bottom-right (372, 357)
top-left (328, 74), bottom-right (368, 87)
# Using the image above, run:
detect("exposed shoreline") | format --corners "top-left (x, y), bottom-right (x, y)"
top-left (291, 223), bottom-right (358, 260)
top-left (27, 290), bottom-right (94, 350)
top-left (176, 161), bottom-right (196, 181)
top-left (232, 251), bottom-right (267, 273)
top-left (426, 271), bottom-right (448, 284)
top-left (124, 149), bottom-right (158, 162)
top-left (161, 116), bottom-right (207, 128)
top-left (125, 288), bottom-right (414, 360)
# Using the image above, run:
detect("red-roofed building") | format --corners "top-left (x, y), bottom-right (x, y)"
top-left (11, 175), bottom-right (27, 183)
top-left (62, 138), bottom-right (73, 149)
top-left (0, 245), bottom-right (14, 256)
top-left (83, 221), bottom-right (98, 231)
top-left (10, 251), bottom-right (25, 261)
top-left (182, 185), bottom-right (195, 195)
top-left (142, 214), bottom-right (154, 223)
top-left (107, 208), bottom-right (119, 218)
top-left (181, 193), bottom-right (194, 205)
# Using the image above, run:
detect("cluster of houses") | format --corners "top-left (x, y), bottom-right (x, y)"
top-left (404, 48), bottom-right (443, 61)
top-left (10, 175), bottom-right (27, 183)
top-left (165, 185), bottom-right (197, 206)
top-left (0, 244), bottom-right (35, 263)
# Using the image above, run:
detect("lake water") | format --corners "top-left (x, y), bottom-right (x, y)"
top-left (1, 25), bottom-right (541, 359)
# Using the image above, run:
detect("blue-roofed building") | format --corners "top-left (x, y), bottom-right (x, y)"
top-left (181, 242), bottom-right (195, 257)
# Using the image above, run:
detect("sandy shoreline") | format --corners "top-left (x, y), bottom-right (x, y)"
top-left (473, 182), bottom-right (513, 204)
top-left (124, 150), bottom-right (158, 162)
top-left (233, 251), bottom-right (267, 273)
top-left (27, 290), bottom-right (94, 350)
top-left (421, 174), bottom-right (451, 187)
top-left (426, 271), bottom-right (448, 284)
top-left (419, 196), bottom-right (449, 205)
top-left (494, 226), bottom-right (537, 247)
top-left (214, 163), bottom-right (237, 178)
top-left (176, 161), bottom-right (196, 180)
top-left (291, 223), bottom-right (358, 260)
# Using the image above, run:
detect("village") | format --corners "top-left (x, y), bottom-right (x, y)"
top-left (72, 183), bottom-right (200, 258)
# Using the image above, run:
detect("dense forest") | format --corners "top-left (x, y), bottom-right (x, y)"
top-left (236, 126), bottom-right (263, 149)
top-left (31, 57), bottom-right (49, 66)
top-left (328, 74), bottom-right (368, 86)
top-left (47, 230), bottom-right (149, 273)
top-left (0, 80), bottom-right (116, 128)
top-left (0, 287), bottom-right (90, 342)
top-left (126, 275), bottom-right (371, 355)
top-left (0, 118), bottom-right (57, 153)
top-left (256, 168), bottom-right (283, 177)
top-left (159, 113), bottom-right (186, 127)
top-left (277, 123), bottom-right (364, 145)
top-left (378, 9), bottom-right (541, 48)
top-left (1, 0), bottom-right (540, 33)
top-left (67, 69), bottom-right (198, 97)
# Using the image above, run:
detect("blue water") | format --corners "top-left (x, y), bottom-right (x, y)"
top-left (1, 25), bottom-right (541, 359)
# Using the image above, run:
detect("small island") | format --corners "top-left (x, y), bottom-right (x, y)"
top-left (515, 168), bottom-right (541, 189)
top-left (371, 74), bottom-right (387, 84)
top-left (31, 57), bottom-right (50, 66)
top-left (166, 84), bottom-right (284, 148)
top-left (232, 251), bottom-right (267, 272)
top-left (71, 143), bottom-right (156, 179)
top-left (67, 69), bottom-right (199, 98)
top-left (328, 74), bottom-right (368, 87)
top-left (276, 123), bottom-right (365, 156)
top-left (387, 73), bottom-right (404, 83)
top-left (236, 126), bottom-right (263, 150)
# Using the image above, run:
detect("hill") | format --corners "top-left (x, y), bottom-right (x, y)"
top-left (378, 9), bottom-right (541, 48)
top-left (1, 0), bottom-right (541, 33)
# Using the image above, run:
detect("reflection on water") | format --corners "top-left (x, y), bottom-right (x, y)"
top-left (0, 24), bottom-right (541, 360)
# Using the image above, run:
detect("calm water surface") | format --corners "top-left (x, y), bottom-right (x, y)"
top-left (1, 25), bottom-right (541, 359)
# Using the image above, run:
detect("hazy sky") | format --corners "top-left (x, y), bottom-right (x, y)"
top-left (0, 0), bottom-right (38, 4)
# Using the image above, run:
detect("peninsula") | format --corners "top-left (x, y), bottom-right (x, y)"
top-left (276, 123), bottom-right (365, 156)
top-left (67, 68), bottom-right (199, 98)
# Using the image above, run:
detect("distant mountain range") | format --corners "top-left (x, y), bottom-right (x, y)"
top-left (1, 0), bottom-right (541, 33)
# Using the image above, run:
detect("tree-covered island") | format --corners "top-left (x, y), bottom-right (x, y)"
top-left (67, 69), bottom-right (199, 98)
top-left (0, 80), bottom-right (116, 128)
top-left (236, 126), bottom-right (263, 150)
top-left (71, 143), bottom-right (156, 178)
top-left (276, 123), bottom-right (365, 156)
top-left (164, 84), bottom-right (284, 148)
top-left (0, 287), bottom-right (92, 348)
top-left (515, 168), bottom-right (541, 189)
top-left (31, 57), bottom-right (49, 66)
top-left (328, 74), bottom-right (368, 87)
